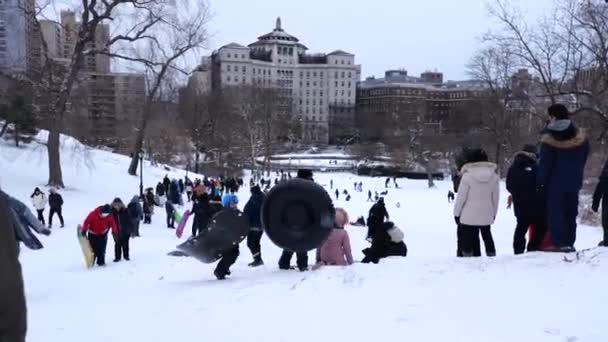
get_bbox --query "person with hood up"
[367,197,389,241]
[314,208,353,268]
[143,188,155,224]
[537,104,589,252]
[127,196,143,237]
[185,177,193,202]
[592,158,608,247]
[454,148,500,257]
[191,185,211,236]
[244,185,266,267]
[111,198,134,262]
[155,182,165,197]
[506,144,547,254]
[278,169,314,272]
[163,175,171,194]
[30,187,47,225]
[361,221,407,264]
[169,179,182,206]
[80,204,118,266]
[48,188,64,228]
[0,191,27,342]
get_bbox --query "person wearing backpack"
[361,221,407,264]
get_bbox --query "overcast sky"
[207,0,554,81]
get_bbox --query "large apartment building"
[0,0,39,74]
[60,10,110,73]
[356,70,487,141]
[193,18,361,144]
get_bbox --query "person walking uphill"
[80,204,118,266]
[506,144,547,254]
[453,149,500,257]
[127,196,143,237]
[592,158,608,247]
[538,104,589,253]
[111,198,134,262]
[244,186,266,267]
[0,193,27,342]
[48,188,64,228]
[30,187,47,225]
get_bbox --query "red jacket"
[81,207,118,235]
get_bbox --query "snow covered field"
[2,134,607,342]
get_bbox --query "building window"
[227,76,231,82]
[348,72,352,78]
[341,90,344,96]
[242,54,246,59]
[306,81,310,87]
[306,71,310,78]
[334,81,338,87]
[235,76,239,82]
[341,71,345,78]
[348,81,352,88]
[242,66,246,73]
[300,81,303,87]
[320,71,324,78]
[227,65,231,72]
[313,81,317,87]
[320,99,324,105]
[341,81,345,87]
[341,60,345,65]
[227,53,231,58]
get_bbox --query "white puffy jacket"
[31,193,47,210]
[453,162,500,226]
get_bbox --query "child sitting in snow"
[314,208,353,269]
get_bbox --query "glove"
[592,204,599,213]
[454,216,460,225]
[80,230,87,237]
[42,229,52,236]
[112,233,119,242]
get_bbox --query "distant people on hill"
[362,221,407,264]
[385,178,390,188]
[30,187,47,225]
[454,148,499,257]
[537,104,589,252]
[314,208,353,268]
[165,200,176,229]
[447,190,455,203]
[143,188,155,224]
[593,158,608,247]
[48,187,64,228]
[335,189,339,200]
[185,177,193,202]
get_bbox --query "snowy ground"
[2,134,607,342]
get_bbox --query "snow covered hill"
[1,132,607,342]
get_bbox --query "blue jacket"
[537,123,589,193]
[221,194,238,208]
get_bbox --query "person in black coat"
[111,198,134,262]
[244,186,266,267]
[155,182,165,197]
[143,189,155,224]
[506,144,547,254]
[191,187,211,237]
[127,196,143,237]
[367,198,389,240]
[163,175,171,194]
[48,188,64,228]
[593,158,608,246]
[178,179,185,194]
[362,221,407,264]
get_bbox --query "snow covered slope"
[1,133,607,342]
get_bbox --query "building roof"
[220,42,249,50]
[328,50,354,56]
[248,17,308,50]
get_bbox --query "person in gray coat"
[1,191,51,251]
[0,193,27,342]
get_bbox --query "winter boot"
[113,258,121,263]
[559,246,576,253]
[248,258,264,267]
[599,241,608,247]
[214,269,226,280]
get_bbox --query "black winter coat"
[113,208,135,238]
[49,193,63,209]
[156,184,165,197]
[192,193,212,231]
[593,159,608,221]
[244,192,265,228]
[362,222,407,264]
[127,201,143,222]
[506,151,543,219]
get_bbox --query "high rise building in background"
[0,0,39,74]
[192,18,361,144]
[60,10,110,73]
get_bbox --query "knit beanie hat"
[100,204,112,214]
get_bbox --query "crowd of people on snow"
[2,103,608,340]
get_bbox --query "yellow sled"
[77,224,95,268]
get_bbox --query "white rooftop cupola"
[276,17,282,31]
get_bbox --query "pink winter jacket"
[317,229,354,266]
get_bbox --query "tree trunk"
[495,141,502,177]
[47,127,64,188]
[0,121,8,138]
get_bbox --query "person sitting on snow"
[361,221,407,264]
[367,198,389,241]
[314,208,353,268]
